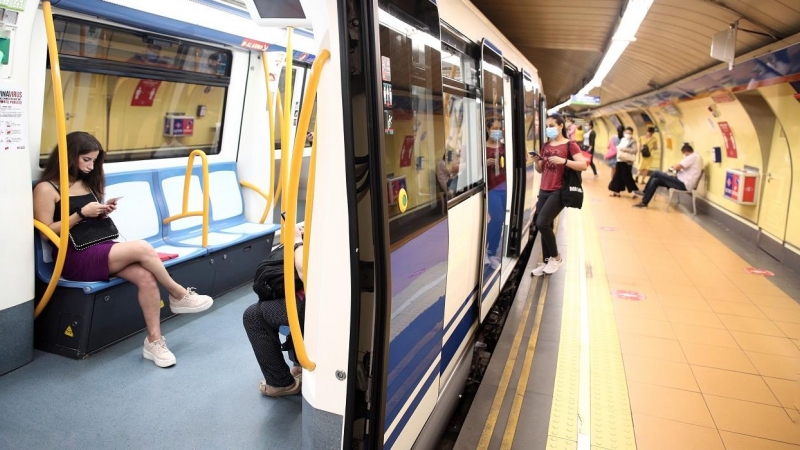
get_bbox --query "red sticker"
[130,80,161,107]
[743,267,775,277]
[613,290,646,301]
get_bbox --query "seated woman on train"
[32,131,214,368]
[242,224,306,398]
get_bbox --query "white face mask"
[624,133,632,139]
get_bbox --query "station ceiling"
[470,0,800,110]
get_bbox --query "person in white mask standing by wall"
[608,126,639,198]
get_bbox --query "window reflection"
[379,13,445,245]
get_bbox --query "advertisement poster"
[381,56,391,82]
[0,86,27,153]
[387,176,407,205]
[718,121,738,158]
[724,171,739,200]
[399,135,414,167]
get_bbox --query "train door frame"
[505,67,527,257]
[478,38,505,322]
[757,120,794,261]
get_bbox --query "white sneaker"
[169,287,213,314]
[143,336,176,368]
[531,259,549,277]
[543,257,563,275]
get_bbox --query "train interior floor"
[0,285,302,449]
[458,167,800,450]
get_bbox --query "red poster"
[131,80,161,107]
[399,135,414,167]
[718,121,738,158]
[241,38,269,51]
[743,175,757,203]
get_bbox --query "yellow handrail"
[162,149,210,248]
[279,28,294,244]
[284,48,331,372]
[301,119,318,286]
[35,0,71,319]
[239,180,270,203]
[254,51,277,224]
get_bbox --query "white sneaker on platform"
[543,257,563,275]
[531,259,549,277]
[169,287,213,314]
[143,336,176,368]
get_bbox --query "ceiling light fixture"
[559,0,654,110]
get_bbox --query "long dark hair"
[616,125,625,139]
[548,113,569,138]
[40,131,106,199]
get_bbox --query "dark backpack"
[641,143,651,158]
[253,245,303,301]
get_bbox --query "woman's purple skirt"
[53,241,117,282]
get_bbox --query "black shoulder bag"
[69,192,119,251]
[641,143,651,158]
[561,141,584,209]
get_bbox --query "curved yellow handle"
[256,51,277,224]
[162,149,209,247]
[284,49,331,372]
[301,119,318,286]
[35,1,71,319]
[279,28,294,244]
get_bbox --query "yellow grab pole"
[163,150,209,247]
[279,27,294,243]
[259,51,276,224]
[301,119,318,286]
[273,90,284,211]
[284,49,330,372]
[36,0,71,319]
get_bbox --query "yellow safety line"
[547,209,582,449]
[546,205,637,449]
[583,203,636,449]
[477,274,540,449]
[500,276,549,449]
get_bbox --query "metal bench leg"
[666,190,674,212]
[691,192,697,216]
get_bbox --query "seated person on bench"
[33,131,214,368]
[243,224,305,398]
[633,143,703,209]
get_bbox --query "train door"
[344,0,450,446]
[480,40,505,322]
[519,75,539,251]
[499,68,516,286]
[758,121,793,260]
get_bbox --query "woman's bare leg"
[114,263,161,342]
[108,241,186,299]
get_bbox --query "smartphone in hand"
[106,196,123,205]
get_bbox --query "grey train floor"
[0,285,302,450]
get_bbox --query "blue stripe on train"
[384,364,439,449]
[385,296,444,429]
[441,301,477,372]
[52,0,314,59]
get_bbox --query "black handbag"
[641,143,651,158]
[69,193,119,250]
[561,142,584,209]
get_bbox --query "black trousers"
[535,190,565,260]
[642,171,686,205]
[243,298,305,388]
[608,161,638,193]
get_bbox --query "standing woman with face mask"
[530,114,587,276]
[608,126,639,198]
[485,118,507,268]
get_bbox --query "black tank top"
[48,181,96,222]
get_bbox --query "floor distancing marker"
[547,208,582,449]
[500,276,549,449]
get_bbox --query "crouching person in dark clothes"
[243,224,305,397]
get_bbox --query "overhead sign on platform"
[570,95,601,106]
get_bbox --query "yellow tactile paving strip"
[547,203,637,450]
[551,170,800,449]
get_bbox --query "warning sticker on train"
[612,290,646,301]
[743,267,775,277]
[398,188,408,213]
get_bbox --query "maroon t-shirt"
[540,141,582,191]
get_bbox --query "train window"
[39,17,231,164]
[378,7,446,245]
[441,44,483,197]
[273,66,303,150]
